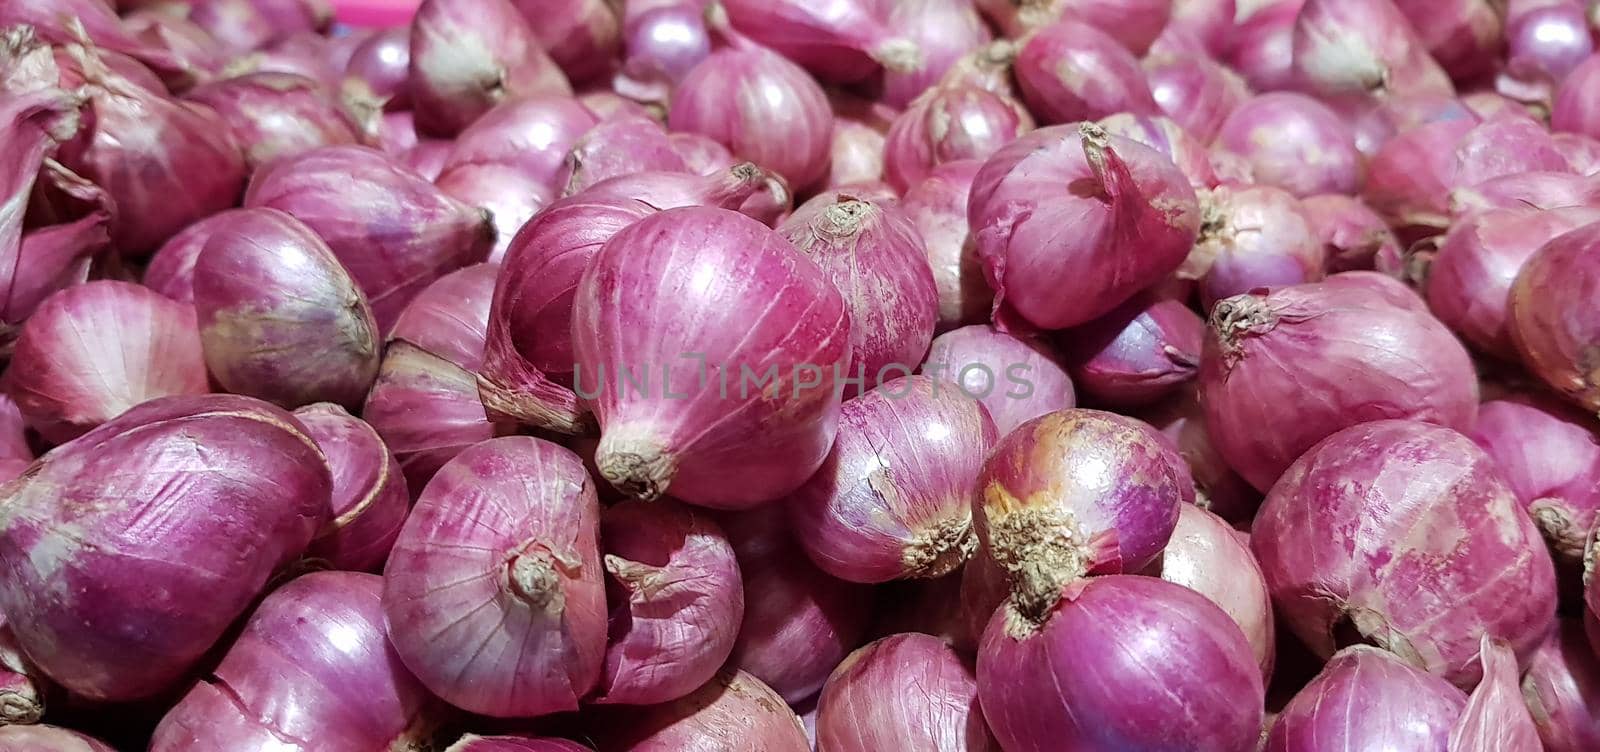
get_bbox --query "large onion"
[1264,645,1467,750]
[1509,221,1600,412]
[407,0,571,135]
[921,325,1075,435]
[815,633,996,751]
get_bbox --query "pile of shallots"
[1,0,1599,749]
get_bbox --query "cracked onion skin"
[1251,420,1558,688]
[0,394,331,702]
[1264,645,1467,751]
[1509,220,1600,413]
[815,633,997,752]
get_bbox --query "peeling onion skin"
[1521,620,1600,752]
[592,499,744,706]
[1199,276,1479,493]
[1264,645,1467,751]
[1251,420,1558,687]
[1510,221,1600,413]
[816,633,997,752]
[0,614,42,726]
[0,725,116,751]
[193,208,380,410]
[407,0,572,136]
[976,409,1186,622]
[291,404,409,573]
[149,572,441,752]
[447,736,594,752]
[1299,194,1404,275]
[882,84,1033,194]
[1449,636,1543,752]
[1064,292,1203,409]
[921,325,1075,436]
[575,207,850,508]
[978,576,1265,752]
[383,436,605,718]
[143,212,242,304]
[1013,21,1157,126]
[970,123,1201,331]
[786,376,997,584]
[1215,93,1361,199]
[5,281,210,445]
[1154,504,1276,680]
[586,669,810,752]
[183,72,360,171]
[0,394,331,702]
[440,97,600,196]
[901,160,992,330]
[1472,395,1600,569]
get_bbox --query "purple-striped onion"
[816,633,997,751]
[921,325,1075,436]
[291,404,409,572]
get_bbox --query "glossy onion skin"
[1013,21,1156,125]
[1264,646,1467,751]
[1252,420,1558,687]
[0,394,330,701]
[921,325,1075,436]
[143,212,239,304]
[900,161,992,330]
[149,572,439,752]
[193,208,380,410]
[384,437,604,718]
[882,84,1033,193]
[182,72,359,170]
[815,633,997,752]
[407,0,571,136]
[1063,292,1204,409]
[573,207,850,508]
[1449,636,1543,752]
[439,96,600,196]
[1214,92,1360,198]
[1157,504,1276,678]
[1471,395,1600,567]
[292,404,409,572]
[786,376,998,584]
[1509,221,1600,413]
[1521,620,1600,752]
[978,575,1264,752]
[1188,183,1325,309]
[586,669,810,752]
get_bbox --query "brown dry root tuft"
[1208,293,1274,365]
[985,504,1090,636]
[596,436,676,501]
[902,514,978,579]
[508,549,566,614]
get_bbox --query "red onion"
[971,123,1201,330]
[1143,391,1261,524]
[559,116,688,196]
[878,0,990,110]
[1190,184,1325,308]
[1500,1,1593,106]
[364,342,508,493]
[1228,0,1301,91]
[121,10,225,82]
[1013,21,1156,125]
[882,84,1031,194]
[244,145,494,330]
[778,193,937,393]
[977,409,1186,621]
[0,614,41,725]
[291,404,408,572]
[921,325,1075,435]
[1169,0,1237,57]
[1555,55,1600,139]
[1557,132,1600,174]
[447,737,592,752]
[0,396,27,464]
[1200,275,1480,492]
[192,207,379,409]
[827,117,887,189]
[587,669,809,751]
[1521,620,1600,752]
[510,0,620,86]
[1215,93,1360,198]
[579,163,789,222]
[1450,636,1543,751]
[1291,0,1455,102]
[786,376,996,583]
[184,72,359,170]
[900,161,990,330]
[5,281,208,444]
[577,89,653,121]
[1300,193,1405,274]
[384,436,604,717]
[1063,292,1203,408]
[669,36,833,192]
[344,27,410,110]
[1097,113,1218,190]
[1,0,191,83]
[815,633,995,751]
[440,96,600,193]
[1509,221,1600,412]
[408,0,572,136]
[978,575,1264,752]
[1264,645,1468,751]
[391,262,498,372]
[574,207,849,507]
[150,571,439,751]
[436,164,555,264]
[718,0,917,84]
[142,212,240,304]
[1155,500,1275,678]
[614,1,712,106]
[1143,53,1250,144]
[1450,170,1600,215]
[0,394,330,701]
[0,725,115,751]
[1392,0,1503,83]
[1253,420,1558,686]
[935,39,1020,98]
[592,499,743,705]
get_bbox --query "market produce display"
[5,0,1600,749]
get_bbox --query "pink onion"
[149,571,439,751]
[142,213,240,304]
[1227,0,1301,91]
[786,376,996,583]
[1557,133,1600,174]
[1264,645,1468,750]
[0,394,330,701]
[878,0,990,109]
[1291,0,1456,102]
[374,110,418,154]
[0,614,41,725]
[1451,170,1600,215]
[882,84,1031,193]
[0,726,115,751]
[559,116,688,196]
[446,737,592,752]
[390,262,499,372]
[1169,0,1237,57]
[1590,538,1600,654]
[1521,620,1600,752]
[408,0,572,136]
[1253,419,1558,686]
[587,669,809,751]
[1155,499,1275,679]
[778,193,937,393]
[975,0,1172,54]
[1142,391,1261,524]
[291,404,408,572]
[816,633,996,751]
[1510,221,1600,412]
[577,89,654,121]
[1013,21,1156,125]
[1200,275,1480,492]
[1555,55,1600,139]
[1393,0,1503,83]
[718,0,917,84]
[614,2,712,106]
[440,95,600,193]
[669,34,833,192]
[436,164,555,265]
[1300,193,1405,274]
[579,163,790,223]
[192,207,379,409]
[344,27,410,110]
[384,436,604,717]
[510,0,620,86]
[978,575,1265,752]
[901,161,990,330]
[1096,113,1218,190]
[1143,53,1250,144]
[1,0,192,83]
[5,281,208,444]
[971,123,1201,330]
[935,39,1020,98]
[1450,636,1543,751]
[1189,184,1326,308]
[1215,93,1360,198]
[244,145,494,330]
[574,207,849,507]
[827,117,887,189]
[592,499,743,705]
[183,72,360,170]
[0,396,27,464]
[921,325,1075,435]
[1062,292,1203,408]
[121,10,225,83]
[1500,1,1593,106]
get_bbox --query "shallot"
[815,633,996,751]
[921,325,1075,435]
[1264,646,1467,750]
[292,404,409,572]
[900,160,991,330]
[1521,620,1600,752]
[1509,221,1600,412]
[408,0,571,135]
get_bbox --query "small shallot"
[439,96,600,195]
[1013,21,1155,125]
[1291,0,1455,102]
[718,0,918,84]
[900,161,991,330]
[292,404,409,572]
[1189,183,1326,308]
[1448,636,1543,751]
[1520,620,1600,752]
[1154,503,1275,678]
[1299,193,1405,274]
[1472,394,1600,567]
[586,670,809,751]
[921,325,1075,435]
[1264,646,1467,750]
[1144,53,1250,143]
[1062,292,1203,408]
[407,0,571,135]
[1510,221,1600,412]
[1214,93,1360,198]
[882,84,1032,193]
[183,72,359,170]
[815,633,996,751]
[142,212,238,304]
[880,0,992,110]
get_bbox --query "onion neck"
[1529,498,1586,563]
[1208,294,1274,365]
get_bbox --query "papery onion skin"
[901,160,991,330]
[391,262,499,372]
[1200,276,1479,492]
[1471,394,1600,567]
[882,84,1032,193]
[976,409,1185,622]
[193,208,379,410]
[291,404,409,573]
[447,736,593,752]
[1097,113,1219,190]
[1509,221,1600,413]
[972,123,1201,331]
[786,376,996,584]
[1013,21,1156,125]
[244,145,494,331]
[1553,53,1600,139]
[921,325,1075,436]
[441,96,600,196]
[974,0,1173,55]
[1448,637,1543,751]
[5,281,209,444]
[1143,54,1251,146]
[816,633,997,752]
[574,207,850,508]
[1253,420,1558,686]
[1393,0,1503,83]
[1291,0,1455,102]
[0,614,42,725]
[1299,194,1404,274]
[0,725,116,751]
[1,0,191,82]
[436,163,555,265]
[1157,499,1275,680]
[1520,620,1600,752]
[0,394,330,701]
[345,27,411,110]
[587,669,810,752]
[1215,93,1360,198]
[881,0,992,110]
[1063,292,1203,409]
[560,116,688,197]
[592,499,743,706]
[149,571,440,752]
[718,0,916,85]
[384,436,604,718]
[978,575,1265,752]
[184,72,360,170]
[407,0,572,136]
[1190,184,1326,308]
[143,212,241,304]
[1264,645,1467,751]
